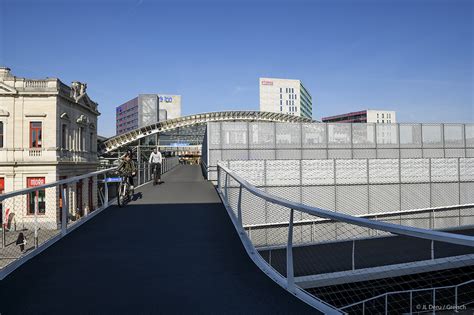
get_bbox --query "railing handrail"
[218,164,474,248]
[340,279,474,310]
[0,167,117,202]
[242,204,474,229]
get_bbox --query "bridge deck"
[0,165,315,314]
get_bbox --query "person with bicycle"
[117,149,137,194]
[148,148,162,185]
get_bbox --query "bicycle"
[117,173,134,207]
[152,163,161,186]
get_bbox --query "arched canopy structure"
[99,111,311,154]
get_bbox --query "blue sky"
[1,0,472,136]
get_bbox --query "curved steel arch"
[100,111,311,154]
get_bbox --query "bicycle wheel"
[117,182,126,207]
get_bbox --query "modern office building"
[116,94,181,135]
[322,109,396,124]
[0,67,100,228]
[259,77,312,119]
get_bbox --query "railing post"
[385,294,388,315]
[432,289,436,315]
[34,194,39,249]
[2,202,5,248]
[104,175,109,207]
[237,185,243,226]
[455,285,458,313]
[431,240,435,260]
[352,240,356,270]
[217,165,221,192]
[61,186,68,236]
[409,291,413,314]
[287,208,295,292]
[224,172,229,202]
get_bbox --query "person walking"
[16,232,27,252]
[149,148,163,185]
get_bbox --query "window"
[27,177,46,215]
[382,120,385,123]
[280,88,282,93]
[280,100,282,106]
[30,122,42,148]
[280,94,282,99]
[382,113,384,118]
[61,124,67,149]
[89,133,94,152]
[0,121,3,148]
[377,113,379,118]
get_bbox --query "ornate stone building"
[0,67,100,229]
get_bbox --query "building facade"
[259,77,312,119]
[322,109,397,124]
[0,67,100,229]
[116,94,181,135]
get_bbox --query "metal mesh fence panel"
[400,124,422,148]
[327,124,351,149]
[423,124,444,148]
[466,124,474,147]
[249,122,274,149]
[221,122,248,149]
[1,185,61,270]
[352,123,376,148]
[301,123,326,148]
[275,122,301,149]
[443,124,464,148]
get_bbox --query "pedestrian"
[16,232,27,252]
[149,148,163,185]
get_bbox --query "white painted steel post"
[104,176,109,207]
[352,240,356,270]
[287,208,295,292]
[409,291,413,314]
[1,201,5,248]
[34,194,39,248]
[61,186,68,236]
[237,185,243,226]
[455,286,458,312]
[224,172,229,202]
[217,166,221,193]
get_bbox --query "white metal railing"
[216,163,474,314]
[0,157,179,280]
[340,279,474,314]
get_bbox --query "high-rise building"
[322,109,397,124]
[116,94,181,135]
[259,77,312,119]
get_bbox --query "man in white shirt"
[149,148,163,185]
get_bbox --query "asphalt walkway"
[0,165,315,314]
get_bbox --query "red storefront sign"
[27,177,45,187]
[0,177,4,193]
